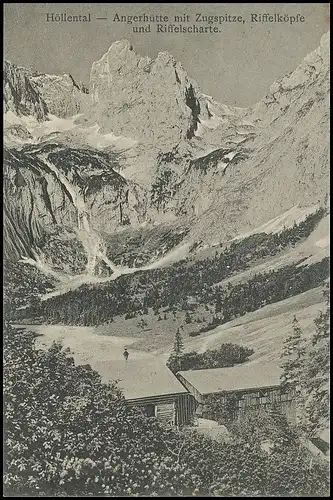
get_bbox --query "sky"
[4,3,330,107]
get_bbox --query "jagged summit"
[318,31,330,63]
[93,39,177,66]
[155,51,176,64]
[251,30,330,130]
[91,39,135,67]
[4,60,48,121]
[108,38,133,52]
[88,40,207,146]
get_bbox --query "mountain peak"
[319,31,329,65]
[88,41,204,146]
[156,51,176,65]
[4,60,48,121]
[4,61,88,121]
[93,39,136,68]
[109,39,133,53]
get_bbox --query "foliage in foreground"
[4,324,329,497]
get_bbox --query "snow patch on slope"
[79,124,137,149]
[141,242,191,270]
[33,113,80,135]
[32,115,137,150]
[40,241,192,301]
[231,205,321,241]
[4,110,138,151]
[4,110,39,130]
[200,113,223,130]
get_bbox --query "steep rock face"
[88,39,208,147]
[252,31,329,128]
[179,32,330,245]
[4,123,34,145]
[4,61,48,121]
[30,73,88,118]
[3,144,147,270]
[4,60,88,122]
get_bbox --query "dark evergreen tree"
[215,294,222,314]
[172,328,184,356]
[185,311,192,324]
[300,283,330,437]
[280,315,306,398]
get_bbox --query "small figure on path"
[123,348,129,361]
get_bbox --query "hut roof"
[95,358,187,400]
[177,362,282,395]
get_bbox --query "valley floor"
[19,284,326,381]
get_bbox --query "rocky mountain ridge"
[4,60,49,121]
[4,60,89,121]
[3,32,330,282]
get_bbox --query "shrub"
[167,343,254,374]
[189,331,201,337]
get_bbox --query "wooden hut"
[176,362,296,423]
[95,358,195,426]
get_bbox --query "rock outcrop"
[174,31,330,245]
[4,60,88,121]
[3,144,147,269]
[4,61,48,121]
[30,73,88,118]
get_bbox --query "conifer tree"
[301,283,330,436]
[280,284,330,437]
[167,328,185,374]
[215,293,222,313]
[280,315,306,398]
[173,327,184,356]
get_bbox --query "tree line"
[10,207,328,326]
[3,259,57,320]
[203,257,329,329]
[20,256,329,328]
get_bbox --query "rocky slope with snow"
[3,32,330,283]
[174,31,330,245]
[3,143,149,276]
